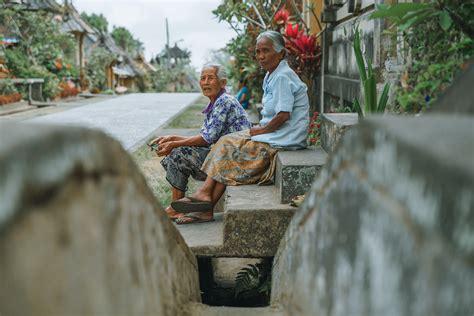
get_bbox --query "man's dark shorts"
[160,146,210,192]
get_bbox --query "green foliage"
[86,47,115,92]
[0,5,77,99]
[352,28,390,118]
[111,26,143,56]
[0,79,18,95]
[370,1,474,38]
[234,259,272,301]
[151,62,198,93]
[80,12,108,33]
[371,1,474,112]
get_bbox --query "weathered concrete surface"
[272,115,474,316]
[223,185,296,258]
[321,113,358,153]
[0,123,200,315]
[177,212,224,256]
[275,147,328,203]
[182,303,286,316]
[178,185,296,258]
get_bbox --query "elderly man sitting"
[150,63,251,221]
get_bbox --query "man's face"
[255,37,283,72]
[199,67,225,100]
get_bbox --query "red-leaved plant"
[307,111,321,146]
[275,8,321,84]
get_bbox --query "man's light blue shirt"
[251,60,309,149]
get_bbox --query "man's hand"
[250,126,264,136]
[156,141,176,156]
[249,112,290,136]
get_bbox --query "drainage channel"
[197,257,273,307]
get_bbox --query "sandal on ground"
[171,196,213,213]
[175,212,215,225]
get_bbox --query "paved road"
[28,93,201,150]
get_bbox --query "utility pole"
[166,18,170,68]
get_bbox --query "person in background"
[149,62,251,222]
[235,78,250,110]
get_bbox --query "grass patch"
[164,96,208,129]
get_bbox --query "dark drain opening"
[197,257,272,307]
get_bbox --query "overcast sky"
[72,0,236,68]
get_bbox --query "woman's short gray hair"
[256,31,286,54]
[202,62,227,80]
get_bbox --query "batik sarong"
[161,146,210,191]
[201,130,278,186]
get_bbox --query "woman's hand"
[156,141,176,156]
[150,135,175,145]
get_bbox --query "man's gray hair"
[202,62,227,80]
[256,31,286,54]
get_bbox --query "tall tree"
[80,12,108,33]
[111,26,143,56]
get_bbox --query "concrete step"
[176,213,224,257]
[275,147,328,203]
[177,185,296,258]
[182,303,285,316]
[221,185,296,257]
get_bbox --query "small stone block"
[275,147,328,204]
[321,113,358,153]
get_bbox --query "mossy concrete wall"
[271,115,474,316]
[0,124,200,315]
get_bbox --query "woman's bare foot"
[165,206,183,220]
[175,211,214,225]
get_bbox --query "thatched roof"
[4,0,62,13]
[61,4,96,34]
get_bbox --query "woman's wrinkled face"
[255,37,284,73]
[200,67,225,100]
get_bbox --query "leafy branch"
[234,259,272,300]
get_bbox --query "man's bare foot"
[165,206,183,220]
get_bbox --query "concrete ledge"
[275,147,328,203]
[271,115,474,315]
[0,123,201,315]
[321,112,358,153]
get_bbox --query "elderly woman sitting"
[172,31,309,225]
[150,63,251,220]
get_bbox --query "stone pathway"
[27,93,201,150]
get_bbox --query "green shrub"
[0,79,18,95]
